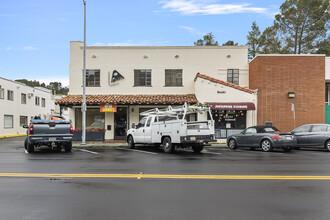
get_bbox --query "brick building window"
[21,93,27,104]
[134,69,151,86]
[227,69,239,85]
[85,70,100,87]
[165,69,182,86]
[7,90,14,101]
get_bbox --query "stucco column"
[105,112,114,140]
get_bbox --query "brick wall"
[249,56,325,132]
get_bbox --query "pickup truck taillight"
[70,124,73,134]
[29,124,34,135]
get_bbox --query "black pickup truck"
[23,117,73,153]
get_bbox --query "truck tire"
[192,145,204,153]
[24,138,28,150]
[128,135,135,149]
[27,143,34,153]
[65,142,72,152]
[162,137,174,153]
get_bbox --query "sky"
[0,0,283,87]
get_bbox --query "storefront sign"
[210,102,256,110]
[100,104,117,112]
[217,91,226,94]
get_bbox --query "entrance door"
[114,107,127,140]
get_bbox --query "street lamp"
[82,0,87,145]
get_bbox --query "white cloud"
[160,0,268,15]
[179,26,205,35]
[23,46,37,50]
[5,47,12,50]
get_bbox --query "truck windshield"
[137,117,147,128]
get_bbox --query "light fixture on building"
[92,55,96,58]
[288,92,295,98]
[175,55,179,58]
[144,55,148,59]
[227,55,231,58]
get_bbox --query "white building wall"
[0,77,55,136]
[325,57,330,81]
[69,41,249,95]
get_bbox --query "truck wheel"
[65,142,72,152]
[128,135,135,149]
[163,137,174,153]
[192,145,204,153]
[27,143,34,153]
[24,138,28,150]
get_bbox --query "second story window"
[86,69,100,87]
[134,69,151,86]
[227,69,239,85]
[21,93,27,104]
[35,96,40,106]
[0,88,4,99]
[41,98,46,107]
[7,90,14,101]
[165,69,182,86]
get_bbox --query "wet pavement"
[1,137,330,219]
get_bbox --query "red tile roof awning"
[210,102,256,110]
[56,94,198,105]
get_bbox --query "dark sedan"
[227,126,296,152]
[291,124,330,151]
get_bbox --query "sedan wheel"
[228,139,237,150]
[326,140,330,151]
[261,139,272,152]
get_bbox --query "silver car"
[291,124,330,151]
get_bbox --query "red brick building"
[249,55,325,132]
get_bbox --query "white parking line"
[204,152,222,155]
[118,148,158,155]
[78,149,99,155]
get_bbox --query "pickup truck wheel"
[128,136,135,149]
[163,137,174,153]
[27,143,34,153]
[24,138,28,150]
[65,142,72,152]
[192,145,204,153]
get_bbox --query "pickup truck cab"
[127,104,215,153]
[23,116,73,153]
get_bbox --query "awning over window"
[209,102,256,110]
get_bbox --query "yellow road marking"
[0,173,330,180]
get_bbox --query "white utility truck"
[126,103,215,153]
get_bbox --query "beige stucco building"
[57,41,257,140]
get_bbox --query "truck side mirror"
[132,123,136,129]
[23,125,29,129]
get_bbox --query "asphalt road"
[1,137,330,220]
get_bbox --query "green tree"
[246,21,262,59]
[259,25,284,54]
[194,32,219,46]
[222,40,238,46]
[275,0,330,54]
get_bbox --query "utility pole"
[82,0,87,145]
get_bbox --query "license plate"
[191,137,196,141]
[49,137,56,141]
[286,136,292,139]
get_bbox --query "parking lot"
[1,136,330,220]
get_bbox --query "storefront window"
[75,108,105,131]
[209,110,246,129]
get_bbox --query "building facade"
[0,77,55,136]
[324,57,330,123]
[57,41,258,140]
[249,55,326,132]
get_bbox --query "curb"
[0,134,26,139]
